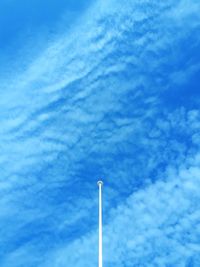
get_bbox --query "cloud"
[42,152,200,266]
[0,0,200,266]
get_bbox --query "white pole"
[97,181,103,267]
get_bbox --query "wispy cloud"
[0,0,200,266]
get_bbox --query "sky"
[0,0,200,266]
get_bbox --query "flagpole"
[97,181,103,267]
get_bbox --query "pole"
[97,181,103,267]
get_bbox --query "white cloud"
[0,0,200,266]
[44,152,200,266]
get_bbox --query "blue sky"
[0,0,200,266]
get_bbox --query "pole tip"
[97,180,103,186]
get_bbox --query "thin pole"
[97,181,103,267]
